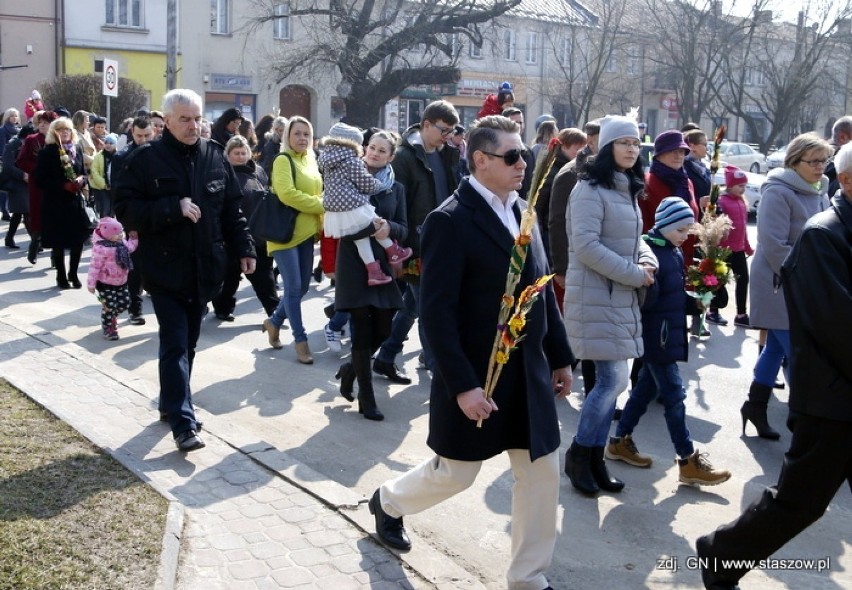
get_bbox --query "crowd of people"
[0,83,849,590]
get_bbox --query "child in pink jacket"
[706,166,754,328]
[87,217,138,340]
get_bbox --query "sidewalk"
[0,317,482,590]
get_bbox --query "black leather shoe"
[215,312,235,322]
[373,359,412,385]
[368,489,410,550]
[175,429,205,452]
[68,274,82,289]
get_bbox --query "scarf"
[98,239,133,271]
[650,159,691,201]
[63,142,76,160]
[371,164,395,195]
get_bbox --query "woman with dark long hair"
[563,116,657,495]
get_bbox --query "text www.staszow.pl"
[683,556,831,573]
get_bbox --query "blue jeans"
[616,362,694,459]
[328,310,350,333]
[271,239,314,343]
[753,329,791,388]
[575,360,628,447]
[150,292,206,437]
[376,281,433,369]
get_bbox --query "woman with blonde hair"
[262,116,325,364]
[35,117,90,288]
[72,110,96,171]
[741,132,832,440]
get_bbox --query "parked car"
[709,142,767,173]
[766,144,787,170]
[711,169,766,215]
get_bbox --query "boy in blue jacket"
[606,197,731,486]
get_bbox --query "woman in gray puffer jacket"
[563,116,658,495]
[742,133,831,440]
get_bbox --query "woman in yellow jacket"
[262,116,324,363]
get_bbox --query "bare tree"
[245,0,521,128]
[719,1,852,151]
[542,0,631,126]
[643,0,750,126]
[38,75,149,133]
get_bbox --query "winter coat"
[534,147,570,233]
[24,98,44,121]
[16,132,46,231]
[259,135,282,180]
[717,193,753,254]
[35,143,90,249]
[750,167,829,331]
[113,128,256,302]
[642,171,699,265]
[318,140,379,212]
[86,236,139,289]
[476,94,503,119]
[564,172,658,360]
[267,148,324,253]
[683,156,711,200]
[421,179,574,462]
[0,121,20,157]
[1,136,28,214]
[89,150,114,190]
[334,181,407,312]
[782,194,852,423]
[548,146,592,277]
[639,230,696,365]
[233,158,269,224]
[392,125,459,262]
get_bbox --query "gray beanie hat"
[654,197,695,234]
[328,122,363,145]
[598,115,640,151]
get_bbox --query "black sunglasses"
[481,148,529,166]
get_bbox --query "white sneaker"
[324,323,343,353]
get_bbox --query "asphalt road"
[1,222,849,589]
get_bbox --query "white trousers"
[380,449,560,590]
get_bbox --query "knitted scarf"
[97,239,133,271]
[371,164,395,195]
[650,159,691,201]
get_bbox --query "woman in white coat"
[564,115,657,495]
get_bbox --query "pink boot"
[384,240,412,264]
[366,261,392,286]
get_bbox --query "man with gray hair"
[368,115,574,590]
[114,89,256,452]
[826,115,852,196]
[696,142,852,589]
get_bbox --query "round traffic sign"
[105,65,117,90]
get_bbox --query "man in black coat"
[114,89,256,452]
[695,143,852,589]
[368,115,574,590]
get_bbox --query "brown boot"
[262,318,283,349]
[678,451,731,486]
[294,340,313,364]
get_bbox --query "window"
[503,29,516,61]
[470,42,482,59]
[273,3,290,40]
[525,32,539,65]
[446,33,461,58]
[627,47,640,75]
[211,0,229,35]
[105,0,142,28]
[606,51,617,73]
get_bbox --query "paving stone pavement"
[0,318,457,590]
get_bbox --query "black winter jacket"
[113,128,255,302]
[782,194,852,423]
[392,125,458,261]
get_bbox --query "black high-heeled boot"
[352,349,384,421]
[590,446,625,492]
[564,441,599,495]
[335,362,355,402]
[27,234,41,265]
[740,382,780,440]
[53,251,70,289]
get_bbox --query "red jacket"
[718,193,753,255]
[642,172,699,265]
[477,94,503,119]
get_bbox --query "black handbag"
[248,153,299,243]
[248,190,298,243]
[79,194,99,230]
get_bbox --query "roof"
[507,0,598,26]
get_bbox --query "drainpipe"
[56,0,65,76]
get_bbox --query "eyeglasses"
[433,123,454,137]
[800,158,829,168]
[481,148,529,166]
[613,139,641,149]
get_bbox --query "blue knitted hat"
[654,197,694,234]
